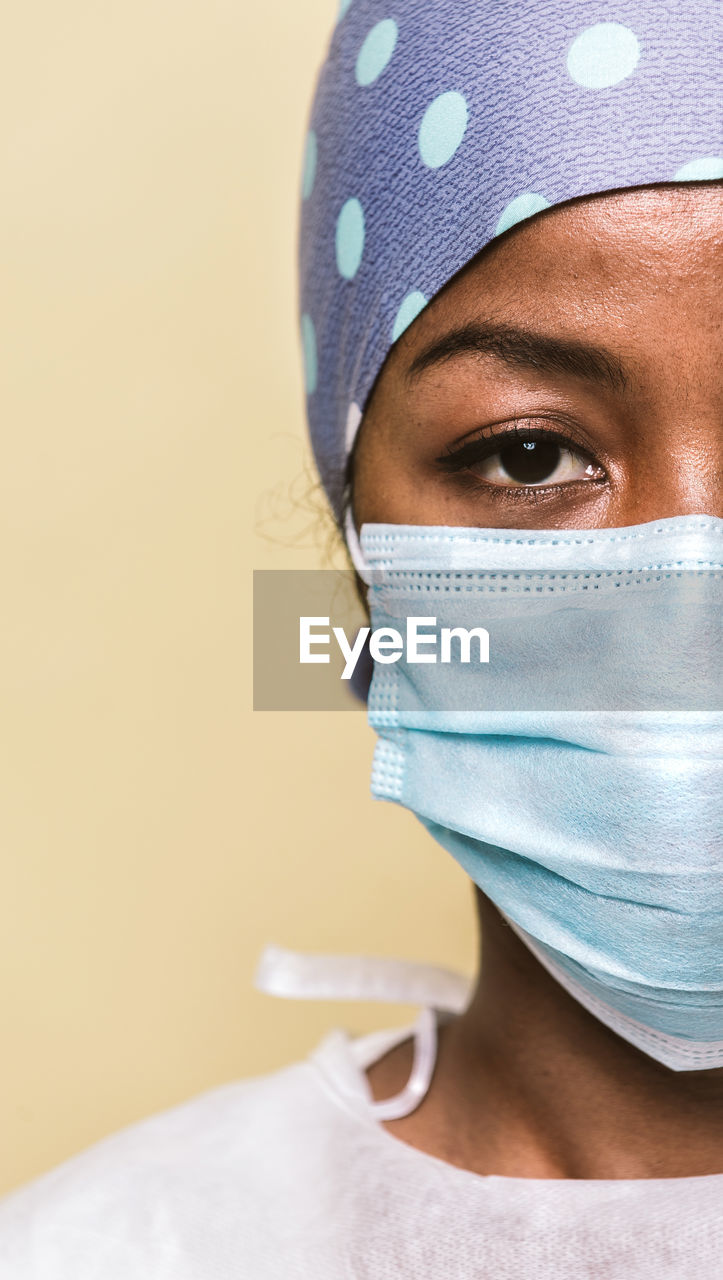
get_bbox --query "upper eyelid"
[435,423,595,467]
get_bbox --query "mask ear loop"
[343,504,372,585]
[367,1006,438,1121]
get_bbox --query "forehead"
[420,186,722,320]
[357,185,723,437]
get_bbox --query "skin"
[351,184,723,1180]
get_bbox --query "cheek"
[352,439,426,524]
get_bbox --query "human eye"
[434,421,606,492]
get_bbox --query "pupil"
[500,440,561,484]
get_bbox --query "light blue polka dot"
[392,290,427,342]
[567,22,640,89]
[337,0,352,20]
[495,192,551,237]
[674,156,723,181]
[301,314,317,394]
[356,19,398,86]
[302,131,317,201]
[418,91,468,169]
[336,198,365,280]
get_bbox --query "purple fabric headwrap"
[298,0,722,522]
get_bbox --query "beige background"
[0,1,476,1194]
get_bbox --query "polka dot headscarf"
[299,0,723,523]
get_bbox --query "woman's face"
[352,185,723,532]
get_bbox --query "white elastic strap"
[343,506,372,583]
[367,1005,439,1121]
[254,944,471,1012]
[254,947,470,1122]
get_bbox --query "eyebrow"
[405,321,629,393]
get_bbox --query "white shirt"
[1,949,721,1278]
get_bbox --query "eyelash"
[434,422,605,495]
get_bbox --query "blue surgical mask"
[349,515,723,1071]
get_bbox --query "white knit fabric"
[1,952,722,1278]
